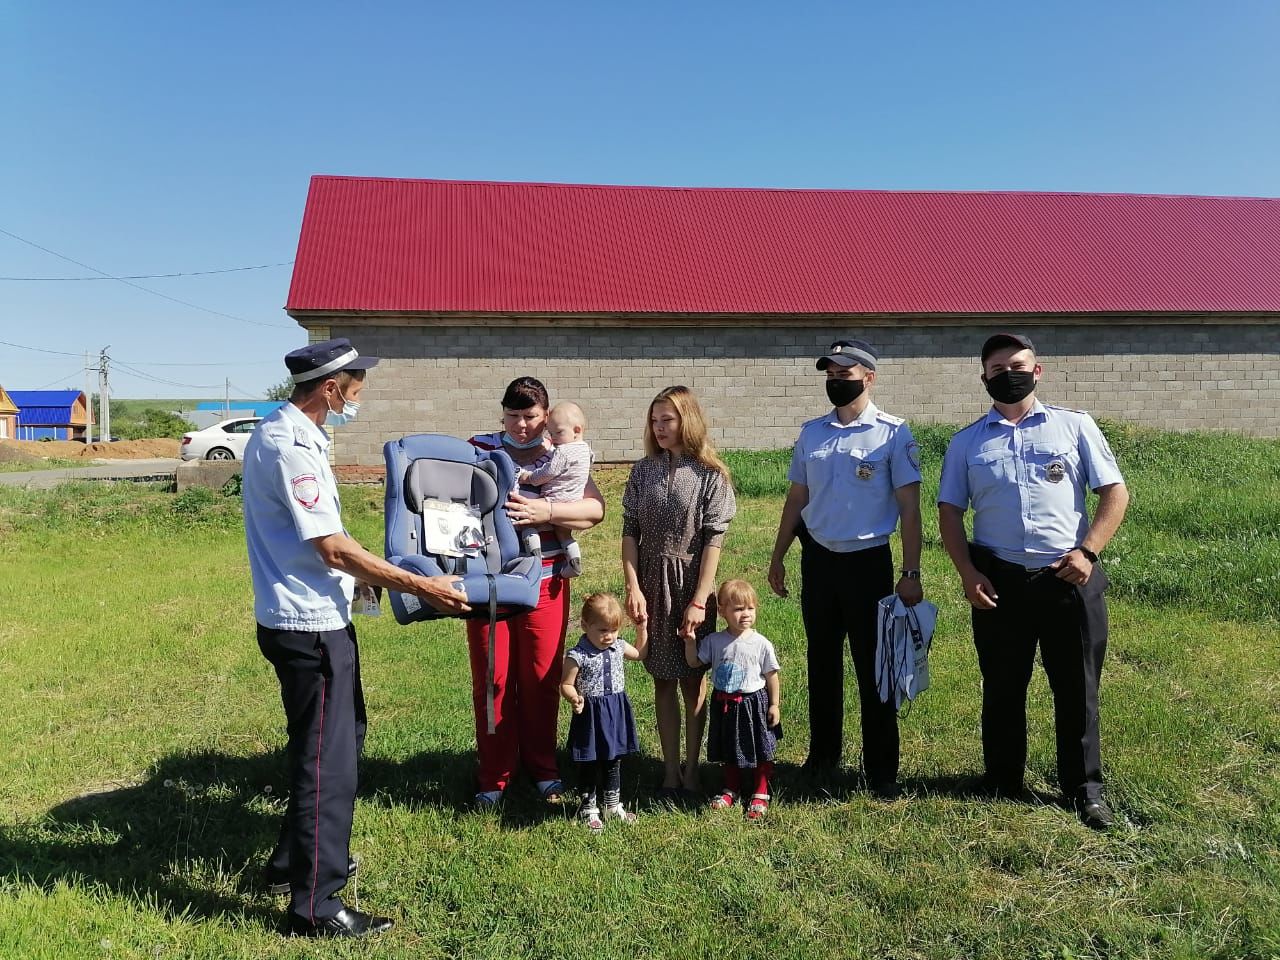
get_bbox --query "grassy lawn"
[0,424,1277,959]
[0,456,83,474]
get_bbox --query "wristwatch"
[899,569,921,580]
[1076,546,1099,564]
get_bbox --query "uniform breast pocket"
[1026,442,1079,486]
[967,448,1013,482]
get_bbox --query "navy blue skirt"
[568,691,639,762]
[707,687,782,766]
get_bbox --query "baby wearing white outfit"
[518,401,593,577]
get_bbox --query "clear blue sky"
[3,0,1277,399]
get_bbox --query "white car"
[180,417,262,461]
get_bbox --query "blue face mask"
[325,387,360,427]
[502,430,545,450]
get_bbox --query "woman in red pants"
[467,377,605,808]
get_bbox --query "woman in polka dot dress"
[622,386,736,801]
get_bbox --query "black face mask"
[826,377,866,408]
[983,369,1037,404]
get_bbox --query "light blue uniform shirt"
[242,403,354,631]
[787,402,922,553]
[937,401,1125,567]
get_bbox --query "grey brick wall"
[316,320,1280,466]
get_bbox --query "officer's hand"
[415,575,471,614]
[896,575,924,607]
[767,557,788,598]
[679,603,705,640]
[961,571,999,610]
[1051,549,1093,586]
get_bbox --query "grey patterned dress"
[622,453,737,680]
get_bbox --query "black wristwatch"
[899,569,921,580]
[1076,546,1099,564]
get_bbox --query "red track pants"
[467,574,570,793]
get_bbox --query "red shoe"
[709,790,737,810]
[746,793,770,820]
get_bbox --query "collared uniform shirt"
[937,400,1125,567]
[787,402,922,553]
[243,403,354,631]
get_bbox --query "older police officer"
[769,339,924,798]
[244,338,469,937]
[937,333,1129,830]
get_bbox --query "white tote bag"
[875,595,939,710]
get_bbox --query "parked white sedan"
[180,418,262,461]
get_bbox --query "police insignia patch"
[291,474,321,508]
[906,441,921,471]
[857,461,875,480]
[1046,461,1066,483]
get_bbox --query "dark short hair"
[291,367,365,400]
[501,377,549,412]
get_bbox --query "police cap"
[285,338,380,384]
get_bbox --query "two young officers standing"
[775,333,1128,829]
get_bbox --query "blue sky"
[3,0,1277,398]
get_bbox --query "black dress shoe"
[264,857,358,896]
[288,907,393,938]
[1077,798,1115,830]
[869,780,901,801]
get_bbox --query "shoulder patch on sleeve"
[875,411,905,426]
[906,439,921,471]
[291,474,321,509]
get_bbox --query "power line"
[0,337,82,357]
[34,368,87,389]
[112,359,222,391]
[0,336,284,367]
[0,226,295,330]
[0,261,294,280]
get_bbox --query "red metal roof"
[286,177,1280,316]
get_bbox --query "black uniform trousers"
[799,536,898,785]
[257,622,367,924]
[968,545,1109,803]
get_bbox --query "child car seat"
[384,434,543,731]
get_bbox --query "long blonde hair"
[643,385,729,476]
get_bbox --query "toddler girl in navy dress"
[684,579,782,820]
[560,593,647,831]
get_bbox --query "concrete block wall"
[317,320,1280,466]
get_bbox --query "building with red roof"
[286,176,1280,464]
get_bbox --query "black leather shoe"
[1077,798,1115,830]
[870,780,901,801]
[264,857,358,896]
[288,907,393,938]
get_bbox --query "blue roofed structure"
[10,390,89,440]
[194,401,285,418]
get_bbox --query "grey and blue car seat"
[384,433,543,731]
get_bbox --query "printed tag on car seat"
[421,498,484,558]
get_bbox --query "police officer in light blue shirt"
[769,339,924,797]
[244,338,469,938]
[938,332,1129,830]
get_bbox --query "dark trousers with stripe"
[968,545,1109,803]
[258,622,366,924]
[799,537,898,785]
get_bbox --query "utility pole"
[84,350,94,444]
[224,378,230,419]
[98,347,111,443]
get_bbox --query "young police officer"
[769,339,924,798]
[937,333,1129,830]
[244,338,469,937]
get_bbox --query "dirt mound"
[0,443,42,464]
[0,438,180,460]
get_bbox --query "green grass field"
[0,424,1277,959]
